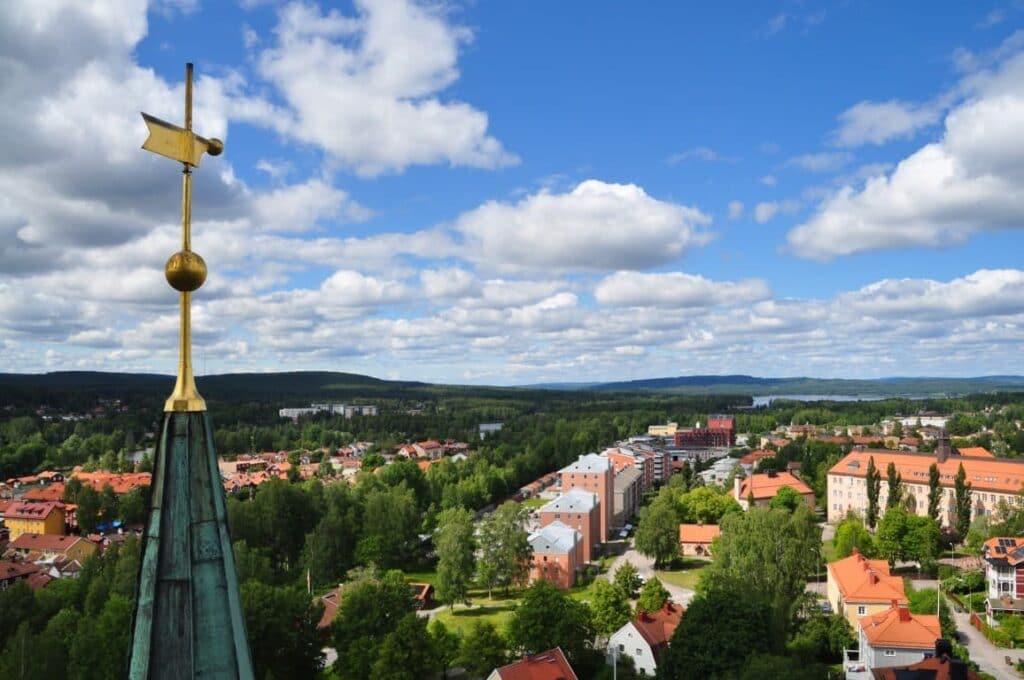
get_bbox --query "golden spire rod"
[141,63,223,412]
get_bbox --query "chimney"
[734,474,743,501]
[897,604,911,622]
[869,572,879,584]
[936,430,952,464]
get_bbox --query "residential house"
[70,470,151,495]
[487,647,578,680]
[21,483,66,503]
[738,449,775,474]
[856,603,941,675]
[539,489,600,563]
[678,524,720,557]
[981,536,1024,622]
[8,533,96,563]
[733,471,814,510]
[872,640,980,680]
[559,454,613,542]
[612,467,642,531]
[698,456,738,487]
[0,560,39,588]
[827,548,908,629]
[607,602,685,677]
[826,445,1024,527]
[4,501,66,540]
[528,521,582,589]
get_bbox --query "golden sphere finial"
[165,250,207,292]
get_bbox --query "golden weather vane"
[141,63,224,412]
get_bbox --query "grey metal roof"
[528,521,580,554]
[539,488,598,514]
[561,453,611,474]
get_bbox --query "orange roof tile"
[71,471,151,494]
[859,604,940,650]
[737,472,813,501]
[679,524,720,544]
[22,483,65,502]
[9,533,89,553]
[958,447,994,458]
[0,560,39,581]
[829,449,1022,495]
[491,648,578,680]
[983,536,1024,566]
[828,550,908,605]
[739,450,775,465]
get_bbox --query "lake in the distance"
[751,394,891,407]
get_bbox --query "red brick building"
[674,415,735,448]
[539,489,600,563]
[560,454,613,542]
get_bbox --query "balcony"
[843,648,870,680]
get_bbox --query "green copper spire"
[129,412,255,679]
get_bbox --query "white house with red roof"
[733,470,814,510]
[607,601,685,676]
[853,603,941,677]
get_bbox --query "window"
[884,650,896,657]
[619,644,624,652]
[636,649,643,655]
[857,606,866,615]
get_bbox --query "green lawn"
[520,497,549,510]
[402,570,438,586]
[433,597,518,636]
[655,561,708,591]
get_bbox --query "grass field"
[433,596,518,635]
[401,570,439,586]
[519,497,550,510]
[655,559,708,591]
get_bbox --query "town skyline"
[3,1,1024,384]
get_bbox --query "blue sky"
[2,1,1024,384]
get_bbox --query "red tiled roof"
[739,450,775,466]
[25,572,53,590]
[828,549,908,605]
[679,524,720,544]
[632,601,684,661]
[958,446,994,459]
[874,653,982,680]
[491,647,578,680]
[4,501,64,521]
[829,449,1022,495]
[983,536,1024,566]
[859,604,940,650]
[71,471,151,494]
[0,560,40,581]
[9,533,87,553]
[737,472,813,501]
[22,483,65,502]
[317,587,341,629]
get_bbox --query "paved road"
[603,540,696,606]
[948,601,1022,680]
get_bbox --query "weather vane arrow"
[140,62,224,412]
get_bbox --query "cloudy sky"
[3,1,1024,385]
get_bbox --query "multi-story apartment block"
[560,454,613,541]
[826,444,1024,527]
[539,489,600,563]
[528,521,582,589]
[604,447,654,492]
[612,466,643,530]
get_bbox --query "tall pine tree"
[866,456,882,529]
[927,463,941,521]
[885,462,903,509]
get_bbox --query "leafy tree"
[67,593,132,680]
[76,485,102,534]
[241,580,325,679]
[456,621,508,678]
[429,620,461,679]
[699,505,820,649]
[954,463,972,538]
[357,484,421,568]
[677,486,741,524]
[769,486,804,513]
[787,612,853,664]
[876,506,910,565]
[885,462,903,509]
[476,502,532,597]
[435,507,476,609]
[233,540,275,585]
[0,582,36,651]
[371,613,440,680]
[904,515,941,572]
[304,485,360,587]
[507,580,594,664]
[833,514,875,558]
[613,561,641,598]
[589,579,633,637]
[865,456,882,529]
[739,654,829,680]
[331,569,413,680]
[635,488,680,567]
[636,577,670,614]
[118,486,147,524]
[927,463,941,520]
[659,588,772,680]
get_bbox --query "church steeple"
[129,63,254,679]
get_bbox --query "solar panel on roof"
[997,546,1006,554]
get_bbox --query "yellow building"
[647,422,678,437]
[827,548,908,629]
[4,501,66,540]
